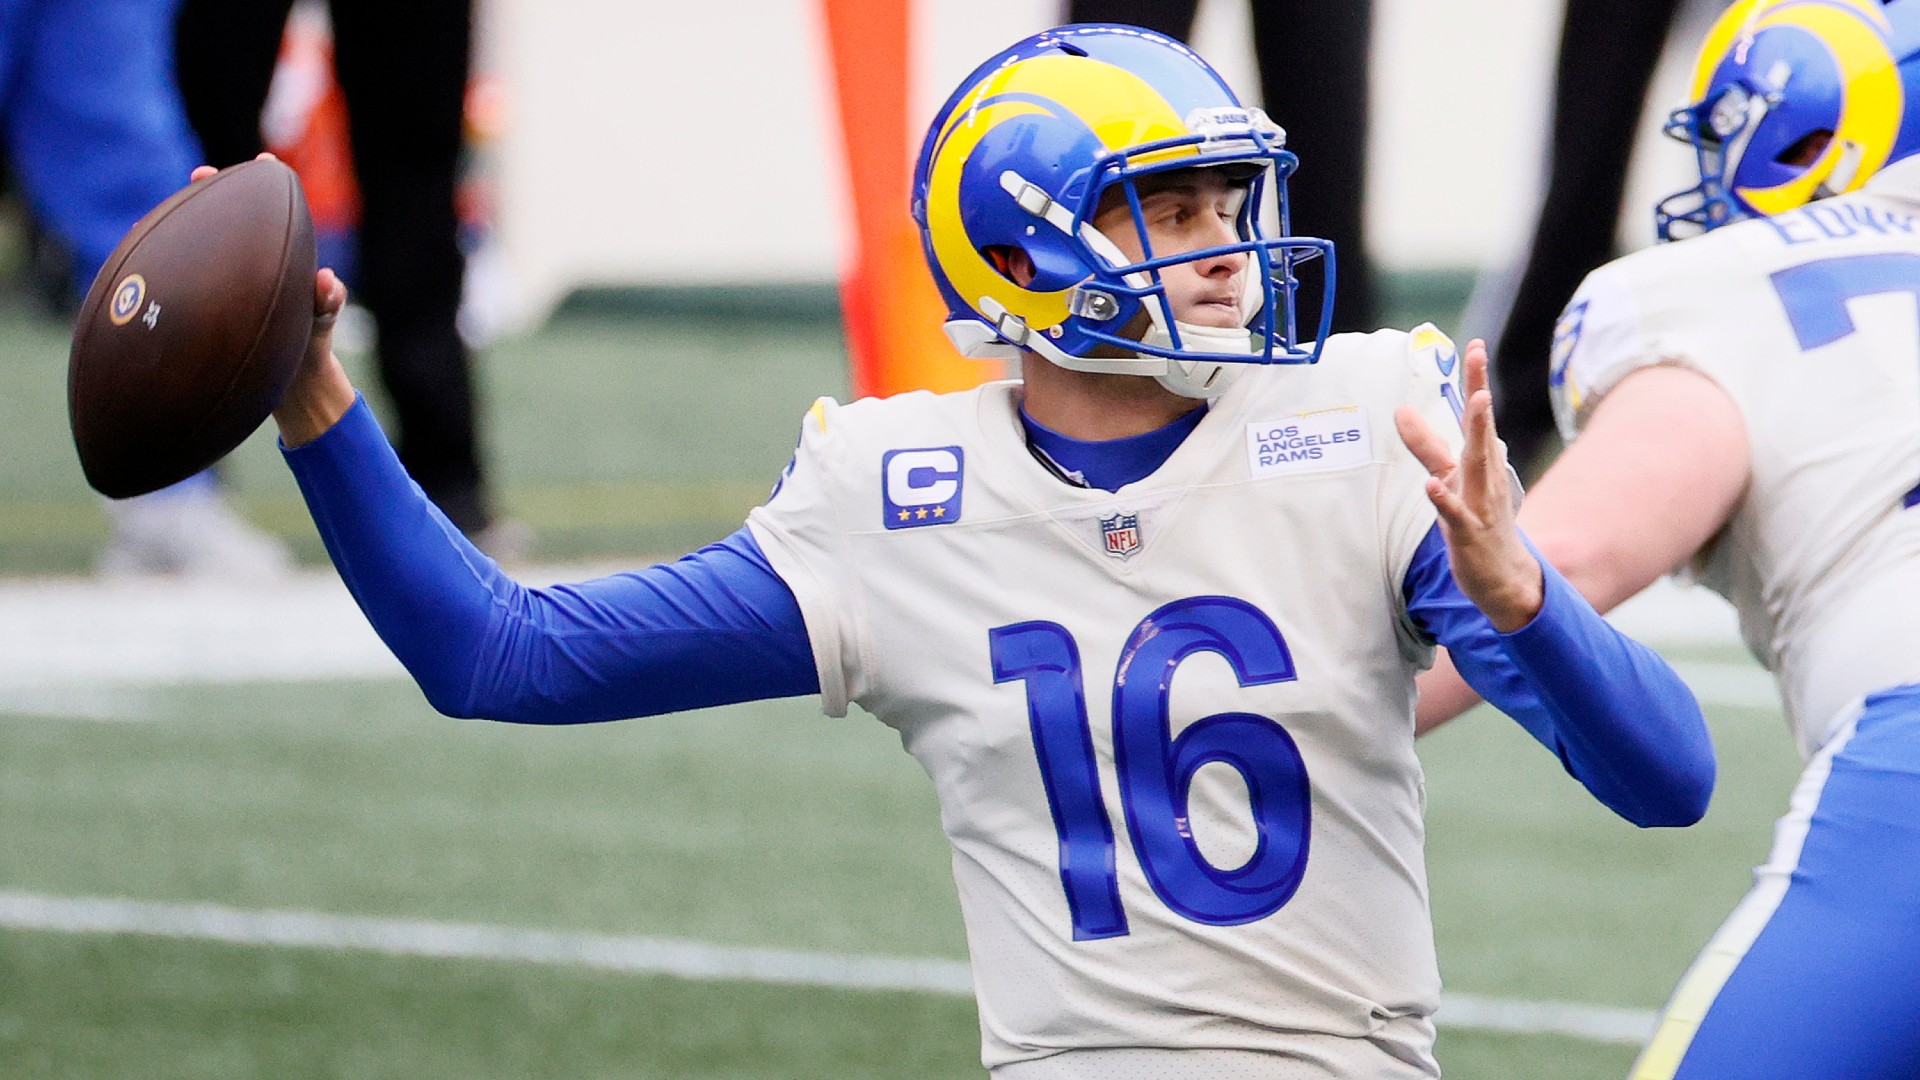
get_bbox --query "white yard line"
[1435,991,1655,1045]
[0,890,1657,1045]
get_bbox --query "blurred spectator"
[1065,0,1378,335]
[0,0,293,579]
[1467,0,1687,475]
[175,0,520,553]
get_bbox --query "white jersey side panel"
[749,328,1464,1077]
[1552,160,1920,755]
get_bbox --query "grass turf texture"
[0,673,1802,1077]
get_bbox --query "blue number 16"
[988,597,1311,941]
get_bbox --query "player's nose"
[1190,216,1244,273]
[1192,244,1247,278]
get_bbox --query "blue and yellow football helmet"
[1657,0,1920,240]
[910,24,1334,398]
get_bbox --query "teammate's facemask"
[912,24,1335,400]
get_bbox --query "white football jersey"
[1553,156,1920,757]
[747,327,1465,1077]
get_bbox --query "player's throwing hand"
[1394,339,1544,632]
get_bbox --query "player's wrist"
[273,353,356,447]
[1482,553,1546,634]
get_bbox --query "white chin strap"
[1142,322,1253,399]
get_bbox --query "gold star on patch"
[932,506,945,518]
[897,509,912,522]
[916,507,929,520]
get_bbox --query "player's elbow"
[408,653,516,722]
[415,670,482,720]
[1621,751,1715,828]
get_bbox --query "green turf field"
[0,667,1802,1079]
[0,282,1806,1078]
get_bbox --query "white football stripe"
[0,890,1656,1044]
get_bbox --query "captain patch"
[1247,408,1372,478]
[882,446,963,529]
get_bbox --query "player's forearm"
[281,397,819,721]
[1407,527,1714,824]
[282,393,505,713]
[1487,562,1715,827]
[1414,517,1681,736]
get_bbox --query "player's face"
[1093,169,1249,329]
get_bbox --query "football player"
[263,25,1713,1079]
[1416,1,1920,1076]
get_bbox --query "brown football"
[68,158,316,498]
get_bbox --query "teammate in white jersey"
[260,24,1712,1079]
[1417,1,1920,1076]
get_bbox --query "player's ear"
[984,245,1038,288]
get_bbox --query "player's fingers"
[1424,476,1477,532]
[1475,391,1513,511]
[190,165,218,183]
[1458,387,1495,507]
[1395,404,1457,479]
[313,268,346,323]
[255,151,279,163]
[1462,340,1491,401]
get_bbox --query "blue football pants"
[1633,684,1920,1080]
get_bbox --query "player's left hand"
[1394,339,1543,633]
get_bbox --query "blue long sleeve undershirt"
[285,394,1710,826]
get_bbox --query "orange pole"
[820,0,1000,398]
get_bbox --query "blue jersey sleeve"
[1404,525,1714,827]
[282,395,819,723]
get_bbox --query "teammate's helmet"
[911,24,1335,399]
[1657,0,1920,241]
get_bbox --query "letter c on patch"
[882,446,965,529]
[886,448,960,505]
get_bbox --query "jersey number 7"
[1772,252,1920,505]
[989,597,1311,942]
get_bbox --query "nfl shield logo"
[1100,512,1141,559]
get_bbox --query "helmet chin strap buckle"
[979,296,1032,346]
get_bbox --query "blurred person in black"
[1467,0,1688,475]
[1065,0,1377,335]
[174,0,514,550]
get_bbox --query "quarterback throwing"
[264,24,1713,1080]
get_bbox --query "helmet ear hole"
[982,245,1035,287]
[1776,129,1833,167]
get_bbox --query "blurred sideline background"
[488,0,1703,323]
[0,0,1729,575]
[0,2,1802,1078]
